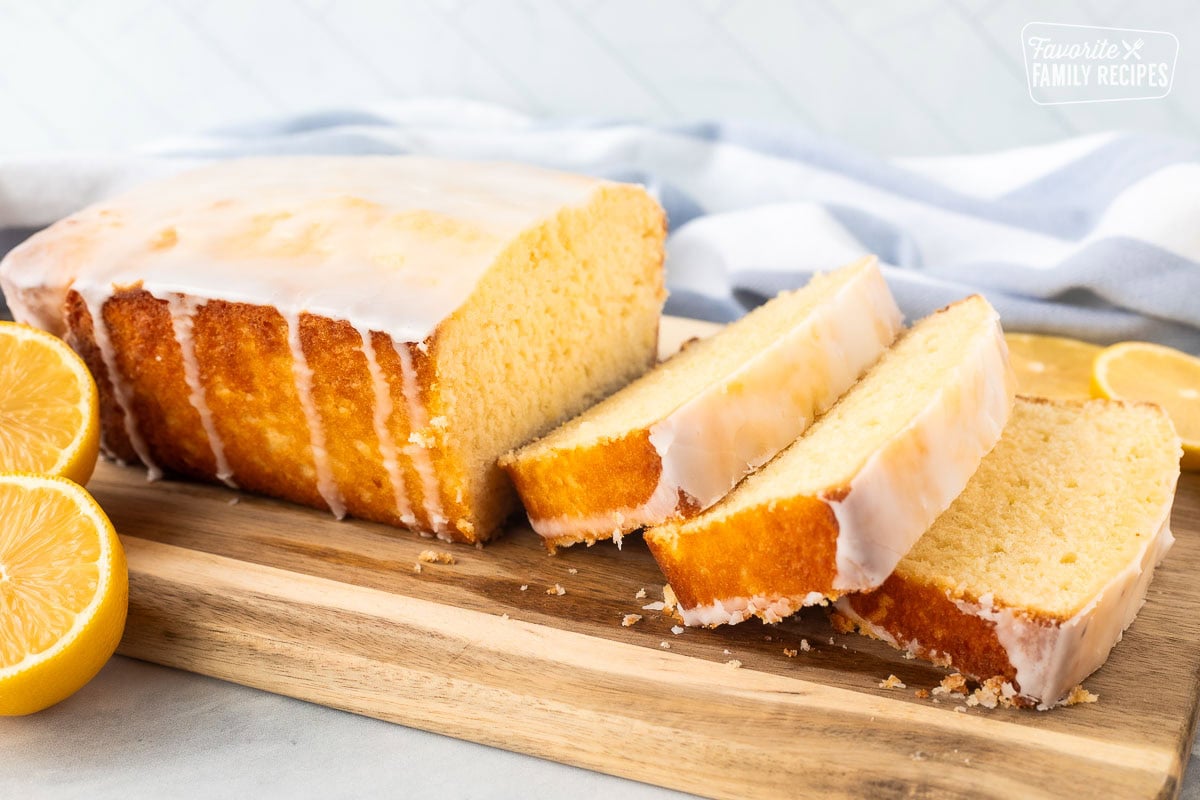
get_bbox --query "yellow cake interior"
[436,184,666,535]
[508,258,879,462]
[896,397,1181,619]
[654,295,999,542]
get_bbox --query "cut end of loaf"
[432,183,666,541]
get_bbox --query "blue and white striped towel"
[1,98,1197,351]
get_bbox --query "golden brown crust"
[193,299,337,510]
[644,494,841,612]
[501,430,665,524]
[842,573,1020,686]
[293,315,428,527]
[65,287,487,540]
[64,290,136,464]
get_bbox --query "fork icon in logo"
[1122,38,1145,60]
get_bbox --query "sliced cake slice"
[835,397,1182,708]
[500,257,903,550]
[644,295,1015,626]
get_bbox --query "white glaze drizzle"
[356,325,416,528]
[649,259,902,514]
[0,157,606,345]
[678,591,828,627]
[284,311,346,519]
[76,287,162,481]
[0,158,612,536]
[533,479,681,544]
[827,312,1015,591]
[528,258,903,542]
[396,340,448,534]
[833,510,1175,707]
[662,299,1013,626]
[954,511,1175,708]
[165,294,237,488]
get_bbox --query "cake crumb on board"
[878,674,906,690]
[635,588,647,599]
[622,614,642,627]
[967,677,1017,709]
[932,673,969,696]
[662,584,678,614]
[910,674,1072,709]
[1064,685,1099,706]
[830,612,856,634]
[418,550,455,565]
[547,584,566,596]
[783,648,798,658]
[726,660,742,668]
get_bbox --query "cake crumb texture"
[843,396,1181,706]
[1064,685,1099,706]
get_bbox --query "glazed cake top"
[0,156,608,341]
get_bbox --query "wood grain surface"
[97,317,1200,800]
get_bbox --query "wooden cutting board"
[95,317,1200,800]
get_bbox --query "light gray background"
[0,0,1196,157]
[1,2,1197,798]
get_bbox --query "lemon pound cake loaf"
[836,397,1181,708]
[0,157,666,543]
[645,295,1015,626]
[500,257,903,550]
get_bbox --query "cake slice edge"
[646,295,1016,626]
[835,397,1183,708]
[502,256,903,550]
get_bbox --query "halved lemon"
[1092,341,1200,471]
[1004,332,1102,400]
[0,322,99,485]
[0,473,127,715]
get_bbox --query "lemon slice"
[0,322,100,485]
[0,473,127,715]
[1004,332,1102,400]
[1092,341,1200,471]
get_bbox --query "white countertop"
[2,656,685,799]
[6,655,1198,799]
